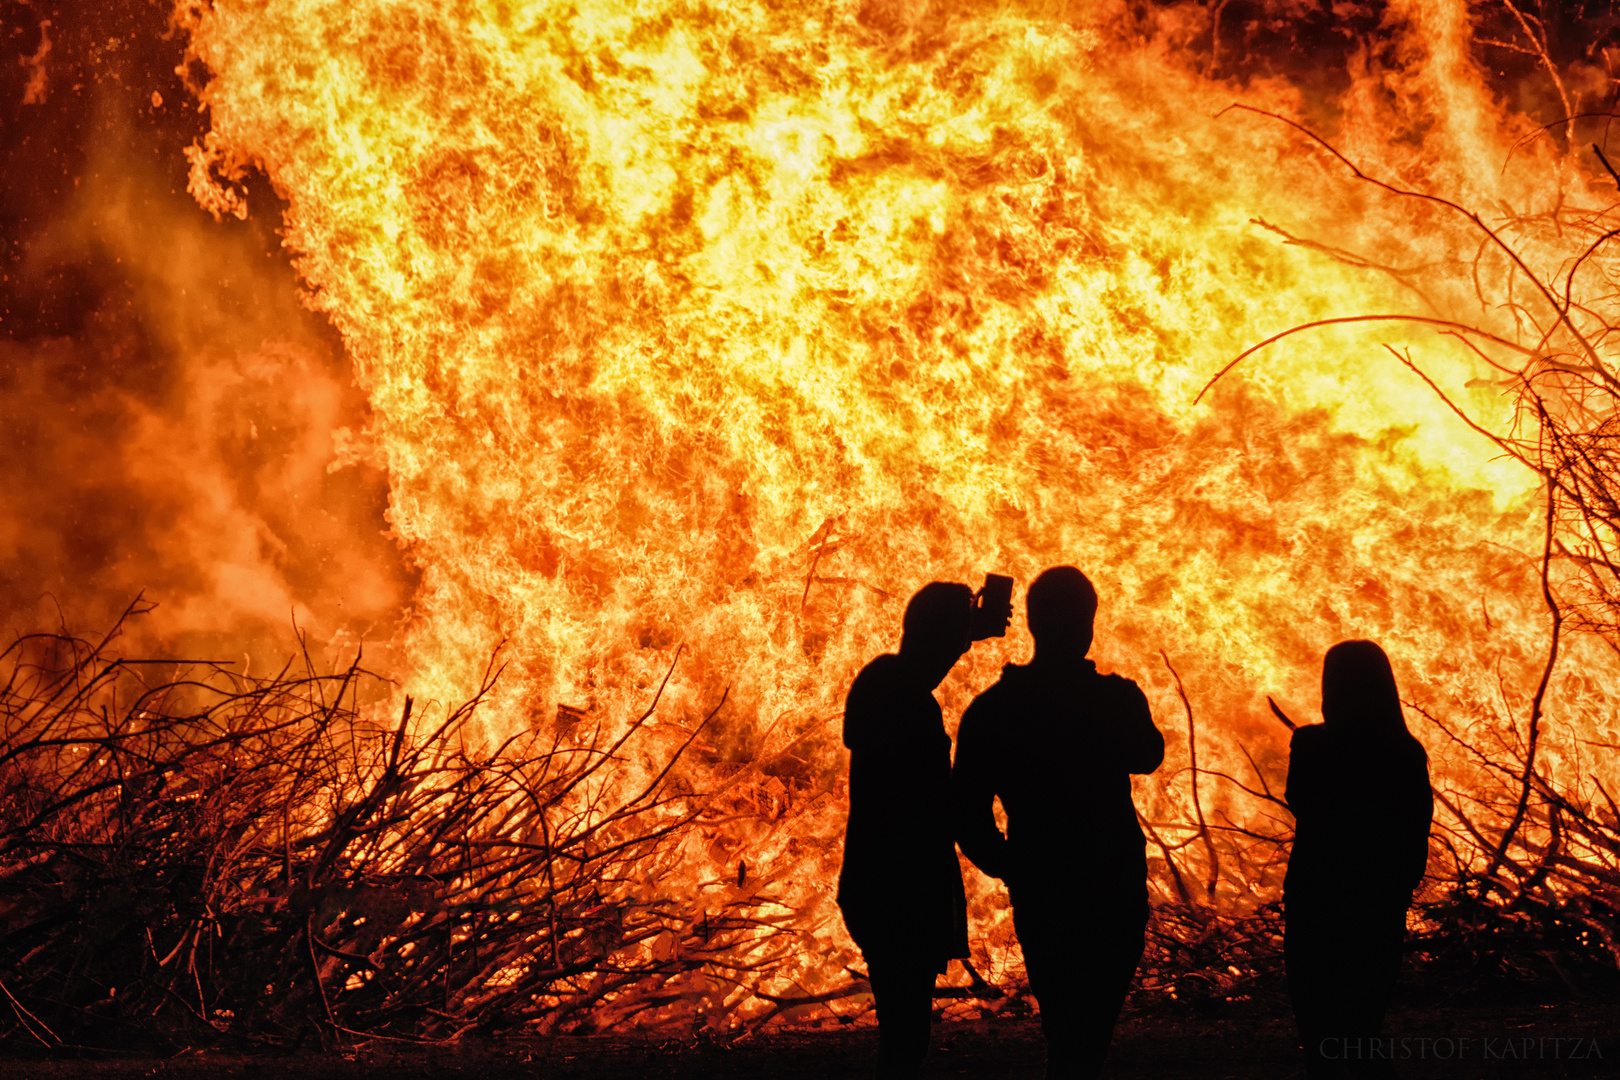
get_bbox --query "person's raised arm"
[951,695,1012,880]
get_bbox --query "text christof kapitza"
[1320,1037,1604,1061]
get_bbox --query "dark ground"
[1,1001,1614,1080]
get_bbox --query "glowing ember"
[176,0,1620,999]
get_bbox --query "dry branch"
[0,610,784,1050]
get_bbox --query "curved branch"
[1195,314,1534,405]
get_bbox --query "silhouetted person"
[1285,640,1433,1079]
[952,566,1164,1080]
[838,582,983,1078]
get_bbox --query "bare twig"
[1162,652,1218,902]
[1484,428,1565,885]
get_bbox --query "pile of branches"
[1407,705,1620,998]
[1131,662,1294,1013]
[0,604,788,1052]
[1135,901,1286,1013]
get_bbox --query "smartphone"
[970,573,1014,640]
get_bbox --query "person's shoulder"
[1090,667,1149,708]
[855,652,901,677]
[960,664,1025,720]
[844,654,906,749]
[956,670,1019,758]
[987,662,1032,698]
[844,654,899,725]
[1290,722,1329,750]
[848,653,901,696]
[1094,667,1145,693]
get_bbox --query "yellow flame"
[182,0,1619,1001]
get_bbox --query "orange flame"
[178,0,1620,1000]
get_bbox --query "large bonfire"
[2,0,1617,1048]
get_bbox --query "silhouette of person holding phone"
[838,578,1009,1078]
[1285,640,1433,1078]
[952,566,1164,1079]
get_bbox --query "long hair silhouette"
[1285,638,1433,1079]
[1321,640,1410,739]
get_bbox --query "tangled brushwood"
[0,605,795,1051]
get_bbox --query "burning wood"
[7,0,1620,1052]
[0,606,789,1049]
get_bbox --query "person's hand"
[968,574,1014,641]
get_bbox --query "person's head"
[1322,639,1409,738]
[898,581,974,687]
[1026,565,1098,656]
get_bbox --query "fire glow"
[172,0,1617,1005]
